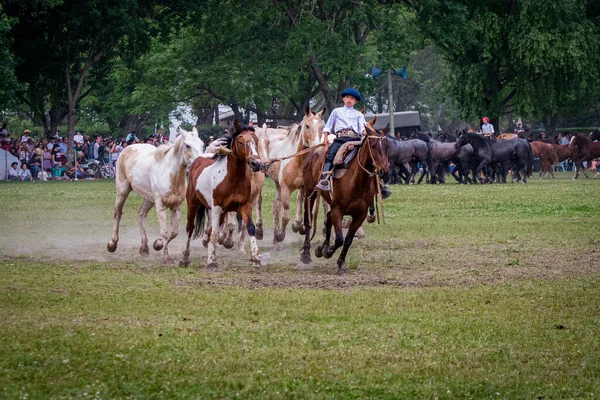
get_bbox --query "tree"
[405,0,600,133]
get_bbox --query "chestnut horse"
[570,134,600,179]
[530,141,558,179]
[107,127,204,264]
[300,116,388,274]
[257,107,326,244]
[180,123,262,269]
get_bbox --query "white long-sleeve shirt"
[323,105,367,135]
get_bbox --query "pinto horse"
[257,107,326,243]
[180,122,262,269]
[300,116,388,274]
[107,127,205,263]
[569,134,600,179]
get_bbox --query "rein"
[260,142,325,171]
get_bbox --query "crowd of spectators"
[2,124,167,181]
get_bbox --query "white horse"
[107,127,205,264]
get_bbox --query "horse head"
[300,106,326,148]
[176,126,205,165]
[455,131,470,149]
[363,116,389,174]
[231,121,262,172]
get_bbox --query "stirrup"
[316,178,331,191]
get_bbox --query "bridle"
[231,131,259,163]
[357,133,386,177]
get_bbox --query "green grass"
[1,173,600,398]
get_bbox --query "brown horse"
[530,141,559,179]
[569,134,600,179]
[300,116,388,274]
[180,122,262,269]
[498,133,518,140]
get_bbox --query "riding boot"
[316,161,333,191]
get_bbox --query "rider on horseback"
[316,88,391,199]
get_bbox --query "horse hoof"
[274,232,285,243]
[139,247,149,257]
[291,224,298,233]
[366,214,376,223]
[315,246,323,258]
[107,241,117,253]
[153,239,163,251]
[223,240,234,249]
[250,258,261,268]
[336,266,347,275]
[300,252,312,265]
[206,262,219,271]
[179,259,189,268]
[255,225,264,240]
[298,226,306,235]
[202,239,209,248]
[163,257,175,265]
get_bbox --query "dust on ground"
[1,218,599,290]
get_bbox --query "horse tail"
[309,191,321,242]
[526,142,534,176]
[192,204,207,240]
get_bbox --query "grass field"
[1,173,599,398]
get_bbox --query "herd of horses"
[105,112,600,274]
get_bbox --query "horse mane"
[153,136,181,162]
[573,133,592,150]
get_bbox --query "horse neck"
[356,138,376,172]
[163,141,188,176]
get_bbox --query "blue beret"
[340,88,362,102]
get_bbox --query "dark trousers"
[325,136,357,164]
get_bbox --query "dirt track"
[2,220,599,290]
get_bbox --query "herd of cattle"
[105,111,600,272]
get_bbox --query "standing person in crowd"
[480,117,494,137]
[8,162,20,181]
[43,145,52,171]
[1,123,8,137]
[73,130,84,145]
[18,142,31,165]
[560,132,570,145]
[109,139,122,170]
[51,144,62,166]
[20,129,31,143]
[125,131,137,145]
[1,137,11,151]
[93,136,103,160]
[19,163,32,182]
[58,137,67,154]
[47,137,56,151]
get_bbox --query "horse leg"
[138,199,154,257]
[292,188,305,234]
[317,209,333,258]
[336,213,367,274]
[323,208,343,259]
[180,201,201,268]
[237,214,247,256]
[272,182,282,244]
[222,212,236,249]
[160,206,181,265]
[206,206,222,270]
[300,191,316,265]
[274,185,292,243]
[107,181,132,253]
[152,199,174,264]
[254,192,264,240]
[239,203,260,267]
